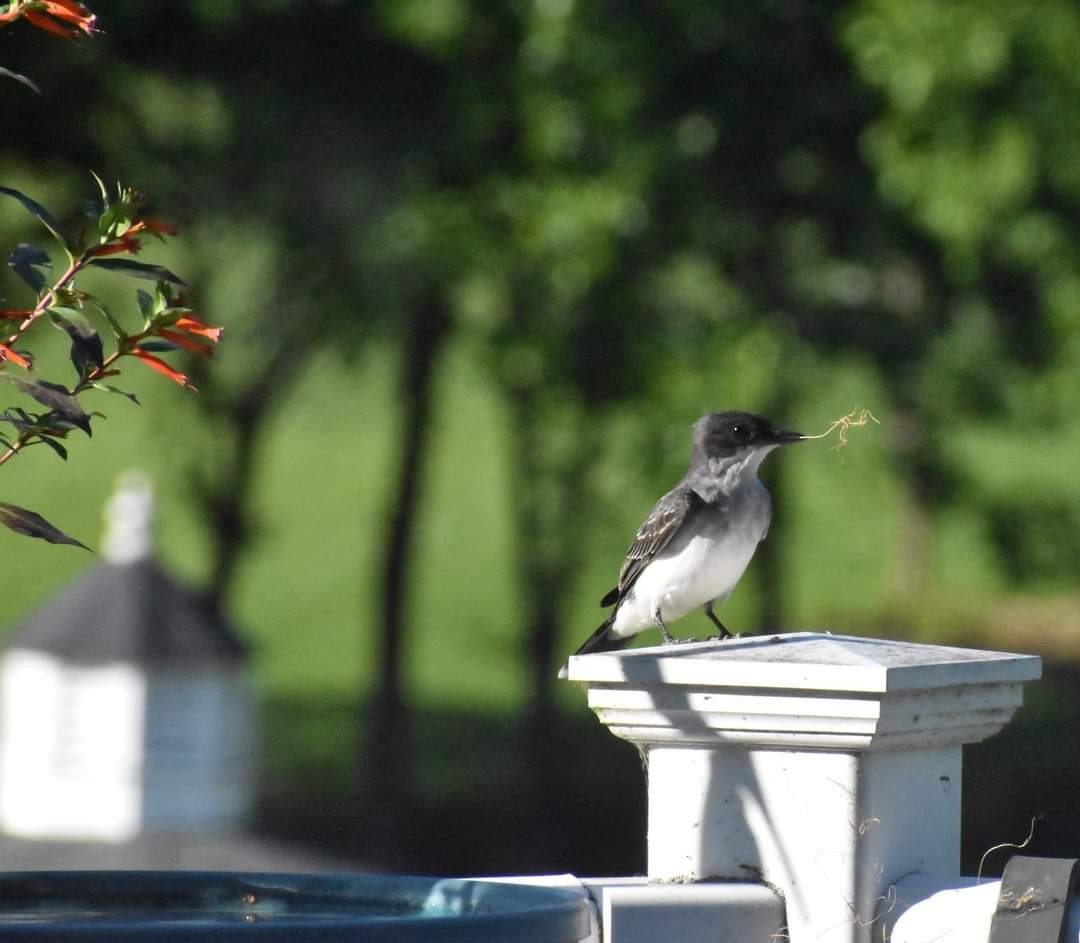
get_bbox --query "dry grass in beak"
[802,408,880,451]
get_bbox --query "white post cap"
[566,631,1041,751]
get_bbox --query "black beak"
[771,428,805,445]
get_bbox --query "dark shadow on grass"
[254,660,1079,880]
[257,694,645,877]
[963,660,1080,874]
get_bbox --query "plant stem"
[0,260,85,469]
[4,256,82,349]
[0,280,140,472]
[0,440,24,468]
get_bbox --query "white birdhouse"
[0,473,257,842]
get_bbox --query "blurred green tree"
[844,0,1080,611]
[7,0,1080,872]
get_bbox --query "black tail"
[572,615,632,658]
[558,616,634,679]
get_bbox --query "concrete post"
[565,632,1041,943]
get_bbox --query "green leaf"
[96,203,126,241]
[0,186,71,252]
[86,258,186,285]
[89,170,109,210]
[85,295,127,342]
[2,377,92,436]
[154,305,195,329]
[0,67,42,95]
[0,408,34,431]
[36,435,68,461]
[91,383,140,406]
[48,306,104,377]
[7,243,50,293]
[0,501,90,551]
[136,289,154,318]
[138,340,178,353]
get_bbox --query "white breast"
[610,483,770,639]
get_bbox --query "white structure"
[562,632,1043,943]
[0,473,256,842]
[887,872,1080,942]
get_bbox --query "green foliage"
[4,0,1080,725]
[0,499,89,550]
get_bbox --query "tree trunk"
[202,407,258,617]
[194,331,317,619]
[363,294,450,862]
[503,388,603,864]
[505,390,590,724]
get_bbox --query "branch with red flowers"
[1,0,221,550]
[0,0,96,36]
[0,177,222,547]
[1,0,97,92]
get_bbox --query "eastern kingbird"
[564,411,804,665]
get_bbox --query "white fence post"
[565,632,1041,943]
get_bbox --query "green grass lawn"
[0,335,975,707]
[3,329,1079,874]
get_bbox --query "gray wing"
[600,487,703,607]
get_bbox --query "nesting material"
[802,407,879,450]
[977,815,1039,883]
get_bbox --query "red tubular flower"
[17,0,95,38]
[22,9,73,36]
[0,345,31,369]
[132,349,196,391]
[43,0,94,20]
[38,0,95,34]
[156,328,215,357]
[87,219,175,257]
[0,309,32,321]
[173,316,223,342]
[86,233,142,257]
[128,219,177,237]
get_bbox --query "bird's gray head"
[691,411,804,478]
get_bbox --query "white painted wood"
[0,649,145,841]
[596,880,784,943]
[886,874,1080,943]
[141,669,257,829]
[0,652,256,839]
[481,875,599,943]
[571,632,1041,692]
[102,470,155,565]
[565,632,1042,943]
[485,875,784,943]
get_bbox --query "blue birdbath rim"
[0,871,592,942]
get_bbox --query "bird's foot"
[704,605,733,640]
[654,610,677,644]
